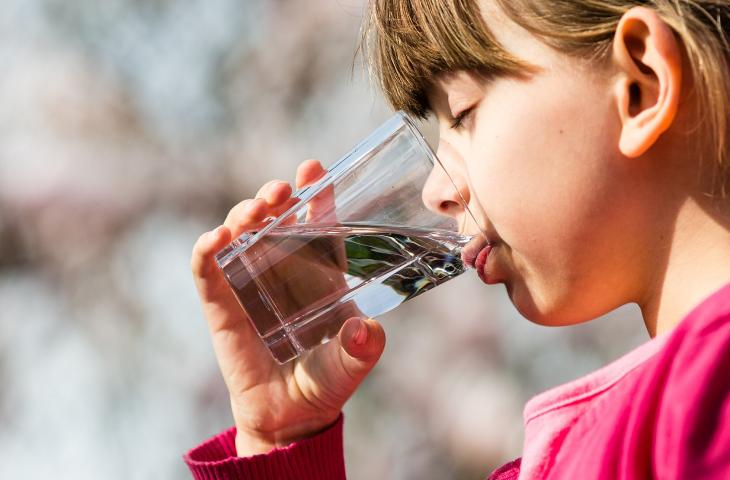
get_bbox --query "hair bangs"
[359,0,527,118]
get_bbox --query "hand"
[191,159,387,456]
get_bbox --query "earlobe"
[612,7,682,158]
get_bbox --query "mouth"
[461,234,494,268]
[460,235,499,285]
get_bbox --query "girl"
[186,0,730,478]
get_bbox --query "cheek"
[466,75,623,321]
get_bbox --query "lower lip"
[474,245,496,284]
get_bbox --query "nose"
[421,139,471,220]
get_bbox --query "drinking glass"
[215,111,486,363]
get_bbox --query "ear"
[612,6,682,158]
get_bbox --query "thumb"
[337,317,386,378]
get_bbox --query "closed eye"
[450,107,474,130]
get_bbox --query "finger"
[312,317,387,383]
[191,225,234,305]
[192,226,273,380]
[191,226,262,341]
[295,159,327,190]
[337,317,387,373]
[295,159,336,223]
[255,180,293,207]
[295,317,386,411]
[307,185,336,223]
[223,198,269,238]
[277,198,301,226]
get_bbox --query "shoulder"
[652,284,730,477]
[659,283,730,393]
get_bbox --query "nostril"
[440,200,461,214]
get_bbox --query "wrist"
[234,431,280,457]
[233,414,342,457]
[234,428,316,457]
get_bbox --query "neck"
[640,196,730,337]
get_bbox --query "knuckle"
[231,198,253,214]
[225,199,253,223]
[190,253,202,276]
[191,234,206,257]
[250,197,267,212]
[255,179,281,198]
[190,230,215,275]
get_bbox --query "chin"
[505,281,590,327]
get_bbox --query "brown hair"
[358,0,730,196]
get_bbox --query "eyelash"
[450,107,473,130]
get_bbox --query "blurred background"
[0,0,649,478]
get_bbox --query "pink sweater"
[185,281,730,479]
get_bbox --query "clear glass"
[215,111,486,364]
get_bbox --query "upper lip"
[461,234,496,269]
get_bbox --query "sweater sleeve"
[183,413,346,479]
[487,458,521,480]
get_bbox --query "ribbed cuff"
[183,413,346,480]
[488,457,521,480]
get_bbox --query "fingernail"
[353,319,368,346]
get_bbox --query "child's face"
[423,6,655,325]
